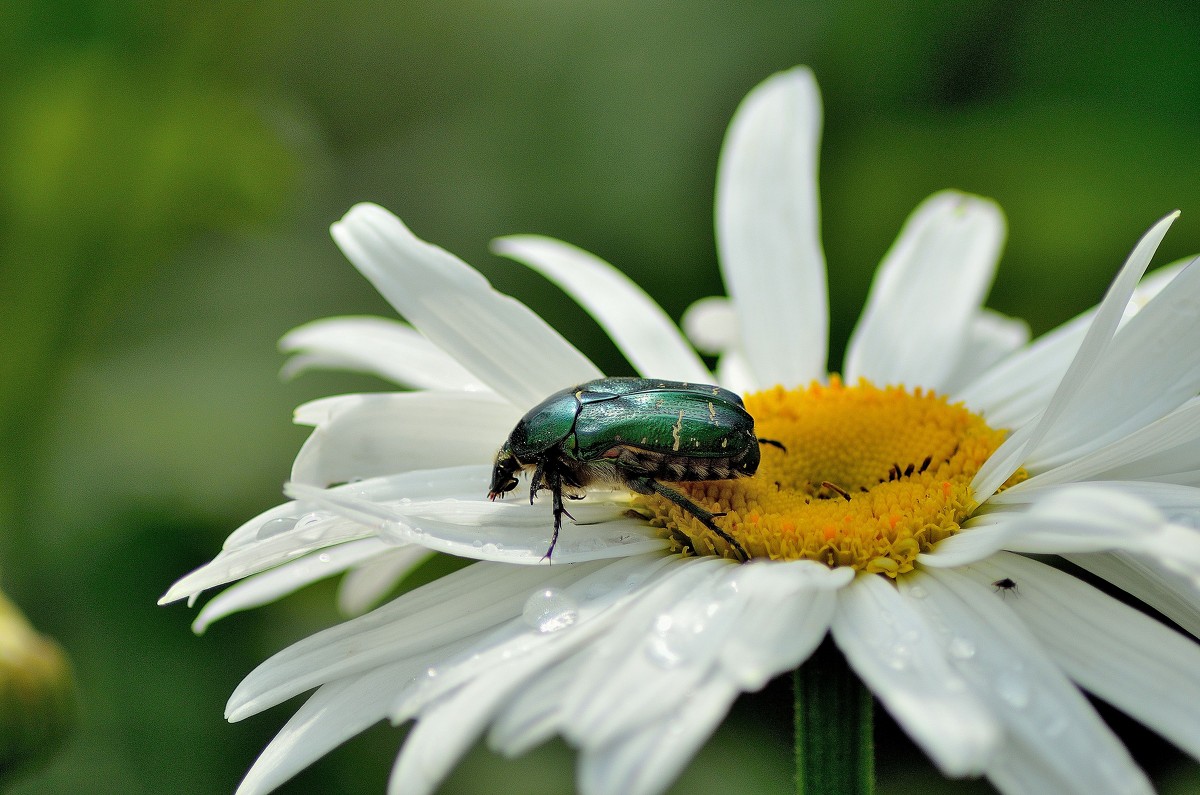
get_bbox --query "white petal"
[562,557,736,747]
[713,348,757,395]
[166,466,492,602]
[193,538,391,632]
[576,673,739,795]
[961,553,1200,760]
[957,309,1091,429]
[289,391,520,486]
[915,515,1011,568]
[1011,486,1200,569]
[972,212,1179,501]
[388,651,550,795]
[161,512,375,604]
[924,484,1200,574]
[235,661,412,795]
[487,555,679,757]
[226,560,596,721]
[681,296,738,356]
[914,567,1152,795]
[993,397,1200,494]
[330,203,601,407]
[492,236,711,382]
[337,545,434,616]
[1066,550,1200,639]
[489,652,584,757]
[831,573,999,776]
[715,67,827,388]
[279,316,488,391]
[284,480,668,564]
[1032,256,1200,468]
[942,309,1030,397]
[957,257,1190,428]
[392,554,676,723]
[845,191,1006,392]
[984,737,1091,795]
[717,560,851,689]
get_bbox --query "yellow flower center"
[635,378,1025,576]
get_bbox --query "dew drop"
[645,610,712,669]
[522,589,579,633]
[884,642,912,671]
[948,637,976,660]
[995,672,1030,708]
[294,513,326,542]
[257,516,298,540]
[1042,713,1069,738]
[317,553,331,563]
[906,585,927,600]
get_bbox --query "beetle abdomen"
[600,443,758,483]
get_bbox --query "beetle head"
[488,447,523,500]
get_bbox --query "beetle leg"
[628,477,749,562]
[529,460,547,505]
[758,437,787,453]
[543,468,575,563]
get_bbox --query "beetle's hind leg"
[628,477,749,562]
[758,438,787,453]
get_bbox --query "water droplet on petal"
[257,517,298,540]
[995,672,1030,708]
[948,637,976,660]
[644,605,717,669]
[885,643,912,671]
[522,589,579,633]
[1042,713,1069,738]
[317,553,331,563]
[906,585,927,599]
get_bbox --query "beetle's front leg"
[543,468,574,562]
[627,476,749,562]
[529,460,546,505]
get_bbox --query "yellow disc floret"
[634,377,1025,576]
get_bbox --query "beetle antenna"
[758,437,787,452]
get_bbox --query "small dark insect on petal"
[992,577,1018,596]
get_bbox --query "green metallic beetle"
[488,377,780,561]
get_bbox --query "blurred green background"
[3,1,1200,792]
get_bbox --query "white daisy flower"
[163,67,1200,795]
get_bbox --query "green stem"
[794,638,875,795]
